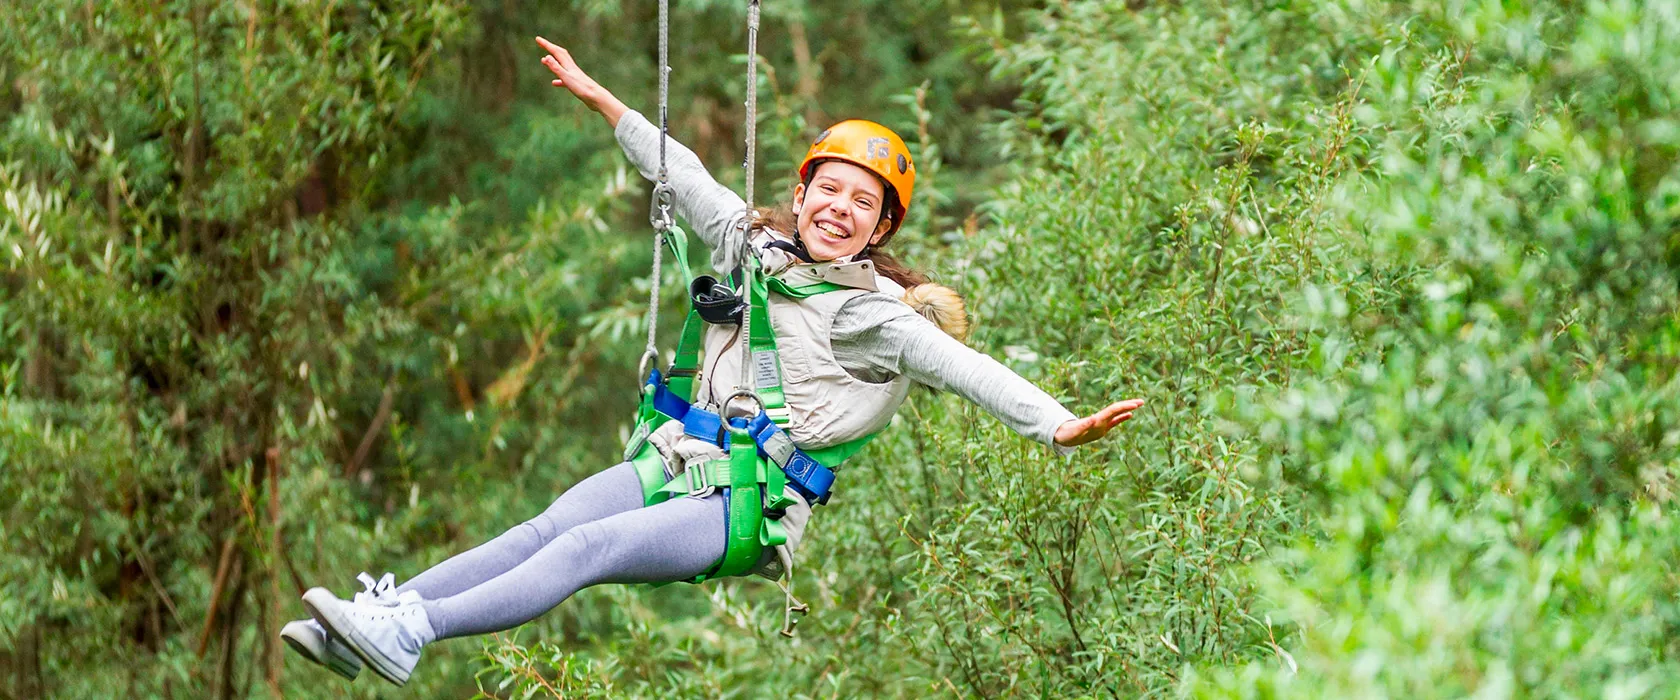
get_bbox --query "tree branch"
[196,536,238,659]
[346,381,396,478]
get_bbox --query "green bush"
[1191,0,1680,695]
[6,0,1677,697]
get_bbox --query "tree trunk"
[265,447,284,698]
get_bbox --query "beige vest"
[642,231,911,575]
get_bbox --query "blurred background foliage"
[1,0,1676,697]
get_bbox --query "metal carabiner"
[636,348,660,384]
[649,182,675,232]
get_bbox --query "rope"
[641,0,676,378]
[743,0,759,213]
[657,0,671,189]
[734,0,762,398]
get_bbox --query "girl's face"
[792,161,893,262]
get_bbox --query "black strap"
[690,275,744,325]
[764,239,816,264]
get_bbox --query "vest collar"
[755,230,881,293]
[775,257,881,292]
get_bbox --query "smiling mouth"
[814,220,851,239]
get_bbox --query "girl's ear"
[792,183,806,213]
[870,215,893,244]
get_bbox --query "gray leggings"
[397,462,726,640]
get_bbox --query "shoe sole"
[279,626,360,681]
[302,588,412,687]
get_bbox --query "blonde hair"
[901,283,970,342]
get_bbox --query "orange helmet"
[799,120,915,234]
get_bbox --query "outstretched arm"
[833,295,1145,451]
[536,36,752,273]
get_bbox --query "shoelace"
[353,572,397,604]
[354,572,422,606]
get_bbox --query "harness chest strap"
[637,376,856,507]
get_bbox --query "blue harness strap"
[747,413,837,505]
[647,373,690,420]
[647,380,731,447]
[647,379,839,506]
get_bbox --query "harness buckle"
[622,422,652,463]
[682,461,722,497]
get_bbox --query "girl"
[286,36,1145,687]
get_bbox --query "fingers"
[551,55,577,81]
[535,36,581,71]
[536,37,579,78]
[1054,397,1149,446]
[534,36,565,57]
[1096,412,1130,432]
[1095,398,1143,431]
[1096,399,1143,422]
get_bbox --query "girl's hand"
[1054,399,1145,447]
[536,36,629,127]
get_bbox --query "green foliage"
[4,0,1677,697]
[1188,0,1680,695]
[0,0,1048,696]
[2,0,474,695]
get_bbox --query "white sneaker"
[280,573,404,680]
[302,585,434,687]
[280,619,361,680]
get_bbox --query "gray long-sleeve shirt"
[613,110,1076,451]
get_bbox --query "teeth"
[815,221,849,238]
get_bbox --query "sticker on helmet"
[866,137,890,160]
[814,129,831,145]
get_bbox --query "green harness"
[623,225,881,589]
